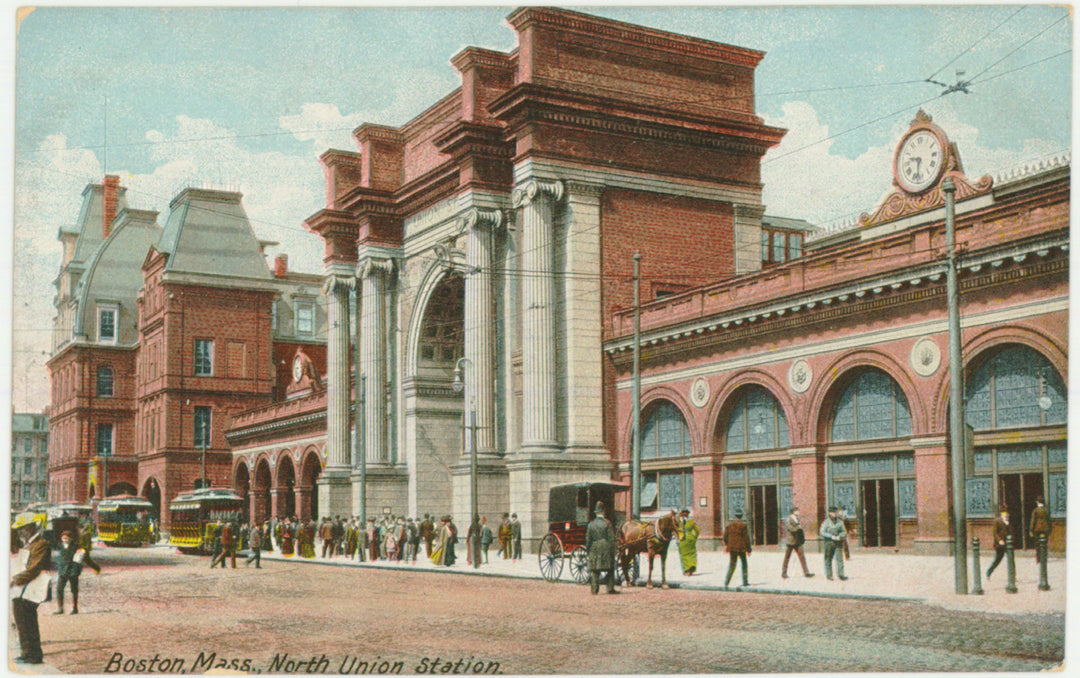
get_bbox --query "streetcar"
[97,495,156,546]
[11,503,93,548]
[168,488,244,554]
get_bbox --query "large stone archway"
[234,461,251,524]
[253,458,272,523]
[275,455,296,520]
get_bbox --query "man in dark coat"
[55,530,84,613]
[420,514,435,558]
[510,513,522,561]
[986,507,1010,579]
[585,502,618,595]
[722,509,752,587]
[1030,497,1051,563]
[11,521,52,664]
[245,522,263,568]
[781,506,814,579]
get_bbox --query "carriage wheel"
[537,534,564,582]
[569,547,589,584]
[615,553,640,586]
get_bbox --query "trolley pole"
[945,176,968,594]
[631,253,642,521]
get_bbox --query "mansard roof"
[157,187,274,286]
[73,208,163,344]
[69,181,129,265]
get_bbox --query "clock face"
[897,130,944,193]
[292,356,304,383]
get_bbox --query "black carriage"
[538,482,632,584]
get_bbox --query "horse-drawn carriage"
[537,481,684,588]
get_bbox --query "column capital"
[512,179,565,208]
[321,273,356,296]
[462,207,504,232]
[357,256,395,280]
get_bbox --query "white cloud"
[761,101,894,227]
[280,103,366,152]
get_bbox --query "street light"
[452,357,481,570]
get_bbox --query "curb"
[256,553,929,604]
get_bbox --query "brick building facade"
[47,179,327,527]
[605,112,1068,555]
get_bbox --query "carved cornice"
[511,179,565,208]
[303,209,358,239]
[858,170,994,228]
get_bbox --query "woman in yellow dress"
[430,517,449,566]
[677,508,700,576]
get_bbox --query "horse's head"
[659,510,680,540]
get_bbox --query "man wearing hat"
[781,506,814,579]
[585,501,619,594]
[10,519,52,664]
[819,507,848,581]
[55,530,85,613]
[1029,497,1051,564]
[721,508,751,587]
[986,506,1010,579]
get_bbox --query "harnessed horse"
[617,510,681,589]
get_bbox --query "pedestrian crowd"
[203,512,525,569]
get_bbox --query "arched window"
[418,274,464,367]
[96,365,114,397]
[642,401,691,459]
[726,386,790,452]
[831,370,911,442]
[966,345,1066,430]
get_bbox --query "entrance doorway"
[749,485,779,545]
[999,473,1043,550]
[860,479,896,547]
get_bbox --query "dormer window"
[296,302,314,336]
[98,304,118,344]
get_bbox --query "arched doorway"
[254,458,272,523]
[142,477,162,524]
[299,450,322,521]
[108,482,137,497]
[234,462,251,525]
[276,455,296,520]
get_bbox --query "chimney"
[274,254,289,277]
[102,175,120,238]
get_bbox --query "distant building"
[47,178,326,527]
[12,412,50,508]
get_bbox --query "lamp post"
[944,176,968,594]
[452,357,480,569]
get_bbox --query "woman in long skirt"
[677,508,699,576]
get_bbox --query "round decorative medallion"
[690,377,710,408]
[788,360,812,393]
[910,338,941,377]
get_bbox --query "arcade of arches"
[621,342,1066,555]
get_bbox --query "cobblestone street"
[21,547,1065,674]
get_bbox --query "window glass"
[772,232,787,262]
[194,406,212,448]
[296,303,314,335]
[965,346,1067,429]
[194,340,213,376]
[790,234,803,258]
[96,423,113,456]
[97,365,114,397]
[642,401,689,459]
[99,308,116,341]
[761,230,770,261]
[831,370,911,441]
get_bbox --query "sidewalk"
[260,545,1065,616]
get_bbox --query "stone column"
[322,273,353,469]
[789,445,825,538]
[511,179,564,452]
[360,257,393,464]
[463,208,501,456]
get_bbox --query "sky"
[6,2,1074,414]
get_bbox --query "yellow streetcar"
[168,489,243,554]
[96,495,156,546]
